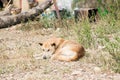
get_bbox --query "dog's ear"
[51,43,56,47]
[39,43,43,46]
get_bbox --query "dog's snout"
[43,56,47,59]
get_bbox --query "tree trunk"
[0,0,53,28]
[0,10,11,16]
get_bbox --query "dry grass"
[0,24,120,79]
[71,15,120,73]
[0,9,120,80]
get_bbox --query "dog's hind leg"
[56,50,79,61]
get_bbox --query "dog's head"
[39,42,56,59]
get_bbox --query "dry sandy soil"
[0,26,120,80]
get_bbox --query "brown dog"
[39,37,85,61]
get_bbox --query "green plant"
[106,42,120,73]
[73,20,93,48]
[72,10,120,72]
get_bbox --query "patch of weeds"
[17,17,58,31]
[104,18,119,34]
[72,13,120,73]
[0,65,15,74]
[105,41,120,73]
[73,20,93,48]
[0,68,3,74]
[40,17,54,28]
[16,20,44,31]
[115,37,120,42]
[94,27,120,73]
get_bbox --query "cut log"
[0,0,53,28]
[74,8,99,22]
[0,10,11,16]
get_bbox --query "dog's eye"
[47,49,50,52]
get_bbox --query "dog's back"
[53,39,85,61]
[39,37,85,61]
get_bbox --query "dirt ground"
[0,26,120,80]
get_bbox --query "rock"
[33,53,42,60]
[76,77,84,80]
[71,70,81,75]
[93,67,101,73]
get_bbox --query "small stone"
[71,71,80,75]
[33,54,41,60]
[93,67,101,73]
[76,77,84,80]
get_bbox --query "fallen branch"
[0,0,53,28]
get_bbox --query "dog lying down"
[37,37,85,61]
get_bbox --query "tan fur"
[39,37,85,61]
